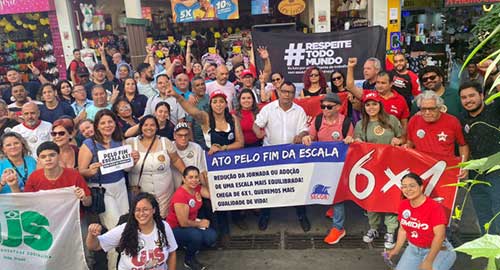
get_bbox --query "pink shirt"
[309,114,354,142]
[206,80,236,110]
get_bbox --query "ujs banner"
[0,188,87,270]
[171,0,239,23]
[252,26,386,83]
[206,142,348,211]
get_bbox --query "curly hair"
[118,192,169,257]
[303,66,328,91]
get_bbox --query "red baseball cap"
[362,92,381,103]
[240,69,254,78]
[210,90,227,100]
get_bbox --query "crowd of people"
[0,33,499,270]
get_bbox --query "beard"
[465,102,483,114]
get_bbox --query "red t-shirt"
[238,109,259,145]
[166,185,203,229]
[407,113,466,158]
[398,198,447,248]
[24,168,90,195]
[69,60,86,84]
[380,91,410,120]
[309,113,354,142]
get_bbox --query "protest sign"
[171,0,239,23]
[97,145,134,175]
[206,142,348,211]
[252,26,386,83]
[335,143,460,223]
[0,188,87,270]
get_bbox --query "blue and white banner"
[206,142,348,211]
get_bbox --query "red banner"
[334,143,460,222]
[445,0,500,6]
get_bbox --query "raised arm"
[185,40,193,74]
[168,85,208,128]
[346,57,363,99]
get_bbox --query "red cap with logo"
[362,91,381,103]
[240,69,254,78]
[210,90,227,100]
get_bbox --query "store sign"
[251,0,269,15]
[278,0,306,16]
[445,0,500,6]
[252,26,386,83]
[0,0,54,15]
[170,0,239,23]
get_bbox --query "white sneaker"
[363,229,379,243]
[384,233,396,249]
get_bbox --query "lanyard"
[7,157,28,185]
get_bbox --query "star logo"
[437,131,448,142]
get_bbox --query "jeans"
[332,203,345,230]
[396,240,456,270]
[470,171,500,234]
[173,227,217,260]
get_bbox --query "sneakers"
[184,257,207,270]
[384,233,396,249]
[363,229,379,243]
[324,228,346,245]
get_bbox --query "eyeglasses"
[134,208,153,214]
[421,75,437,83]
[176,133,189,138]
[420,107,439,112]
[320,104,337,110]
[50,131,67,137]
[118,105,131,112]
[331,76,343,81]
[309,73,320,78]
[280,90,295,95]
[271,78,281,82]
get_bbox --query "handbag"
[131,136,156,196]
[85,140,106,214]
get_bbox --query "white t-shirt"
[144,95,186,126]
[172,142,207,188]
[205,80,236,110]
[12,121,52,158]
[98,221,178,270]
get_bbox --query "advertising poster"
[170,0,239,23]
[251,0,269,15]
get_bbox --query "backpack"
[314,113,352,138]
[66,60,88,80]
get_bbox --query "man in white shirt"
[252,81,311,232]
[144,74,186,125]
[12,102,52,158]
[206,65,236,110]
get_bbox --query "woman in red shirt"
[387,173,456,270]
[167,166,216,270]
[233,88,262,148]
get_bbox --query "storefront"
[0,0,65,85]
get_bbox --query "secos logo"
[0,210,53,251]
[283,40,352,66]
[310,184,330,200]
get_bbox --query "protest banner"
[97,145,134,175]
[335,143,460,223]
[171,0,239,23]
[0,188,87,270]
[251,26,386,83]
[206,142,348,211]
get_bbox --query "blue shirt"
[71,99,93,116]
[86,104,112,121]
[0,156,37,194]
[83,139,125,184]
[39,102,76,123]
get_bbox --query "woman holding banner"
[387,173,456,270]
[0,132,37,194]
[354,92,403,249]
[169,86,244,245]
[78,109,139,269]
[167,166,216,270]
[87,192,177,270]
[125,115,185,218]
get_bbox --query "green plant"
[454,10,500,269]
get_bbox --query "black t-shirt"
[362,80,376,90]
[390,70,413,107]
[2,81,41,104]
[462,101,500,159]
[39,102,76,123]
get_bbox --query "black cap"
[93,63,106,72]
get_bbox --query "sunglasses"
[421,75,437,83]
[320,104,337,110]
[50,131,66,137]
[271,78,281,82]
[309,73,320,78]
[331,76,343,81]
